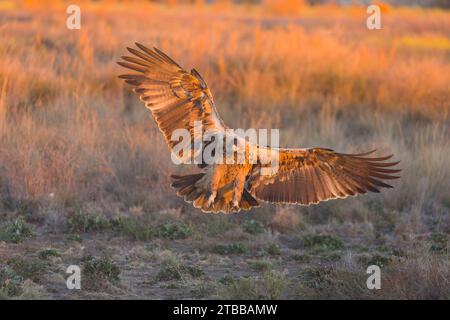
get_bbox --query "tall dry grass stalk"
[0,72,8,130]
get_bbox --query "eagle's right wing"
[248,148,401,206]
[118,43,227,154]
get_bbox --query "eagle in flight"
[118,43,400,213]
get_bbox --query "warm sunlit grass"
[0,1,448,224]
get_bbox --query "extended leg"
[207,165,222,207]
[232,168,247,208]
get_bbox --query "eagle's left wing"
[248,148,401,205]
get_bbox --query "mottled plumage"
[118,43,401,213]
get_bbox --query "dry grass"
[0,1,449,299]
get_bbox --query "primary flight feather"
[118,43,401,213]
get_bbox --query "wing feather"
[118,43,227,153]
[249,148,400,205]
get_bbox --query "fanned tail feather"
[170,174,259,213]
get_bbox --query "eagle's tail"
[170,174,259,213]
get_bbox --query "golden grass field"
[0,0,449,299]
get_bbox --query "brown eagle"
[118,43,400,213]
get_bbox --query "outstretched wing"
[118,43,227,152]
[248,148,401,205]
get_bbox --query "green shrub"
[82,255,120,285]
[111,217,153,241]
[65,234,82,242]
[242,220,265,235]
[266,243,281,256]
[7,258,47,283]
[248,259,273,272]
[262,270,286,299]
[213,242,247,255]
[320,252,342,262]
[300,266,337,291]
[429,233,448,254]
[303,235,344,251]
[38,249,60,260]
[297,266,369,299]
[156,260,204,281]
[219,275,235,285]
[290,254,311,263]
[202,217,236,236]
[359,253,391,268]
[220,271,286,299]
[257,242,281,257]
[0,266,24,298]
[67,212,110,233]
[155,222,192,240]
[191,282,216,298]
[0,218,32,243]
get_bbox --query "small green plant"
[67,212,111,233]
[38,249,60,260]
[297,267,368,299]
[242,220,265,235]
[219,275,235,285]
[257,242,281,257]
[213,242,247,255]
[266,243,281,255]
[262,270,286,299]
[429,233,448,254]
[248,259,273,272]
[290,254,311,263]
[191,282,216,299]
[156,259,204,281]
[220,276,256,299]
[300,266,337,291]
[0,266,24,298]
[220,270,286,299]
[65,234,82,242]
[320,252,342,262]
[7,258,47,283]
[359,253,391,268]
[111,217,153,241]
[82,255,120,286]
[0,218,32,243]
[155,222,192,240]
[202,217,236,236]
[375,245,405,257]
[303,235,344,251]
